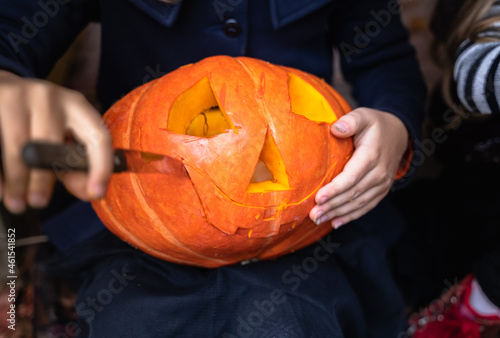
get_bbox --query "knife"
[22,142,185,174]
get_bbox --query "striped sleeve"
[454,2,500,114]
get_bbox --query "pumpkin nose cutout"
[247,131,290,193]
[250,160,273,183]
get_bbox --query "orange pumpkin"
[91,56,353,268]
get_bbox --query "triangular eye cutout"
[247,131,291,193]
[167,77,235,137]
[288,73,337,123]
[250,160,274,183]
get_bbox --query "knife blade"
[22,142,185,174]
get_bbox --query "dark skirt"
[46,220,405,338]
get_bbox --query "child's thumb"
[331,114,354,138]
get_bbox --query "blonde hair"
[433,0,500,123]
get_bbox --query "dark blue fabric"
[0,0,98,78]
[42,201,105,253]
[46,225,405,338]
[0,0,425,143]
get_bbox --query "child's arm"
[0,70,113,214]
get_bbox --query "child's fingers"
[27,170,56,208]
[0,108,30,214]
[310,163,380,224]
[65,92,113,199]
[60,171,90,201]
[314,143,378,206]
[27,101,65,208]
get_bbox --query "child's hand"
[0,70,113,214]
[309,108,409,228]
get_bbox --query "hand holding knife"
[22,142,184,174]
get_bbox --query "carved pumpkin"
[91,56,353,268]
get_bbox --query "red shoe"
[407,275,500,338]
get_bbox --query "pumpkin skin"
[91,56,353,268]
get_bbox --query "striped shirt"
[454,1,500,114]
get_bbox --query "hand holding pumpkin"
[0,70,113,213]
[310,107,409,228]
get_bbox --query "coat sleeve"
[0,0,99,78]
[329,0,427,187]
[454,3,500,115]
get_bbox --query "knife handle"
[22,142,127,173]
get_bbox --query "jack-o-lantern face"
[92,56,353,268]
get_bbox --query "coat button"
[223,18,242,37]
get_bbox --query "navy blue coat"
[0,0,424,127]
